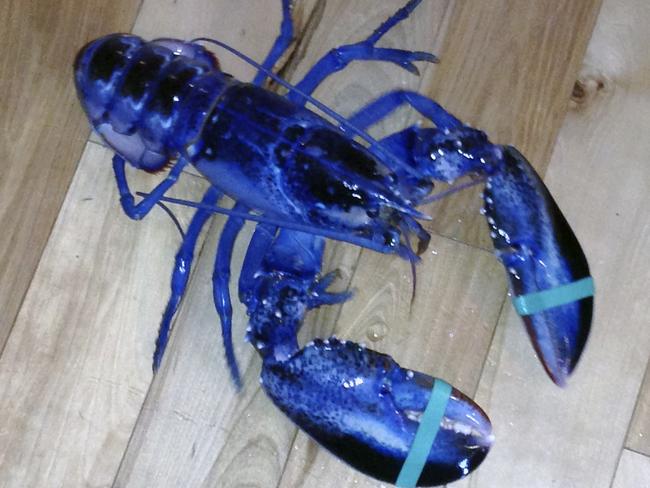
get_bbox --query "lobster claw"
[484,146,593,386]
[261,338,492,486]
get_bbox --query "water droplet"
[366,322,388,342]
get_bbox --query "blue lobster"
[73,0,593,485]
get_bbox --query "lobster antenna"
[155,201,186,239]
[139,192,400,255]
[191,36,423,179]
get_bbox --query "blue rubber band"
[512,276,594,316]
[395,379,452,487]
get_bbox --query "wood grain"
[0,143,205,487]
[0,0,141,355]
[454,0,650,486]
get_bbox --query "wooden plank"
[627,360,650,456]
[611,450,650,488]
[0,0,141,355]
[455,0,650,486]
[420,0,601,248]
[0,2,607,488]
[0,143,205,487]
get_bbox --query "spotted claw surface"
[261,338,492,486]
[484,146,593,386]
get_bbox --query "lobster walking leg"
[348,90,463,132]
[239,224,278,304]
[112,154,190,220]
[288,0,437,104]
[157,0,295,376]
[212,205,248,388]
[252,0,294,86]
[153,186,223,370]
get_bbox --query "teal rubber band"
[395,379,452,488]
[512,276,594,316]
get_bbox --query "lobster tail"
[74,34,227,171]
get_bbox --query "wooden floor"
[1,0,649,486]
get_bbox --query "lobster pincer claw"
[307,271,353,308]
[484,146,594,386]
[261,338,492,486]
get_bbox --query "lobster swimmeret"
[73,0,593,485]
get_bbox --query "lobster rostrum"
[73,0,593,485]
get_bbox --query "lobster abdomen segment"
[261,338,492,486]
[74,34,226,170]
